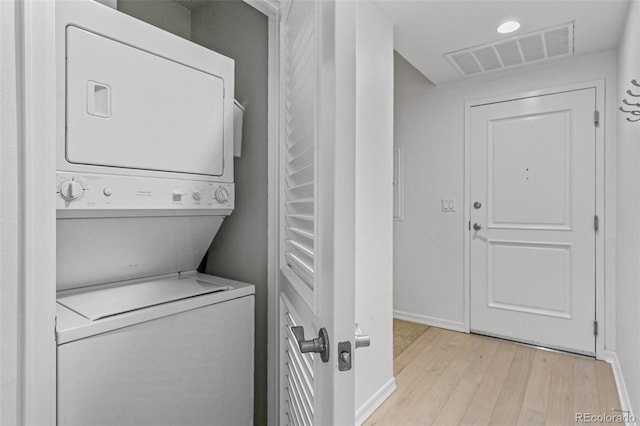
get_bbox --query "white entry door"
[469,88,597,355]
[278,0,356,424]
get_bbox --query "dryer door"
[65,26,225,176]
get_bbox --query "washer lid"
[57,276,228,321]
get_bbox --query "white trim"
[392,147,404,221]
[355,377,396,426]
[593,80,608,357]
[600,351,637,426]
[464,94,472,333]
[1,0,22,422]
[463,80,607,357]
[464,80,605,108]
[394,310,466,333]
[242,0,278,15]
[21,0,57,423]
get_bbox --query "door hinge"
[594,320,599,336]
[594,215,599,232]
[594,110,600,127]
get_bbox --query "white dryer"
[54,2,253,425]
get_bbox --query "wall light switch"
[441,199,455,212]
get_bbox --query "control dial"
[192,190,201,201]
[59,179,84,202]
[214,187,229,203]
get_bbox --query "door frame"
[463,80,608,358]
[13,0,58,423]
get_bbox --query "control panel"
[56,172,234,211]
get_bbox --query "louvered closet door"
[281,299,315,425]
[283,0,316,295]
[277,0,356,424]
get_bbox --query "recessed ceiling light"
[497,21,521,34]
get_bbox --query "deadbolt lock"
[338,341,352,371]
[473,201,482,209]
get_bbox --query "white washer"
[56,275,254,426]
[54,2,253,425]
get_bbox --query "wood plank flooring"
[394,319,430,357]
[365,327,623,426]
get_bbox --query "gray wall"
[117,0,191,40]
[190,3,269,425]
[116,1,269,424]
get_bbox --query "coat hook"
[627,89,640,97]
[619,106,640,115]
[632,79,640,87]
[623,99,640,107]
[627,116,640,122]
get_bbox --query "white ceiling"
[372,0,630,84]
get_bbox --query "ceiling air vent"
[445,22,574,77]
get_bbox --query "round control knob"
[214,187,229,203]
[192,190,201,201]
[103,187,113,197]
[59,180,84,202]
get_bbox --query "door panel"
[489,111,572,229]
[278,0,356,424]
[279,0,321,422]
[488,241,572,318]
[281,297,316,425]
[470,88,596,355]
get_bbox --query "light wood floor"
[365,327,623,426]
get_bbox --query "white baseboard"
[393,310,466,333]
[355,377,396,426]
[600,350,636,426]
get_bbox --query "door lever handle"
[355,334,370,349]
[291,326,330,362]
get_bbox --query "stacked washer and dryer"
[54,2,254,425]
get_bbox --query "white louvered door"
[277,0,356,424]
[282,0,316,300]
